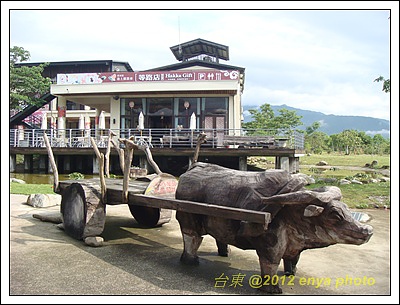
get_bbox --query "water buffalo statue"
[175,162,373,294]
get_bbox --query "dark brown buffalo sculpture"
[175,162,373,294]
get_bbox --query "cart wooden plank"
[57,178,271,230]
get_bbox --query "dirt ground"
[4,194,398,304]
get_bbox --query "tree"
[242,103,303,135]
[305,121,321,135]
[10,46,51,110]
[304,131,330,154]
[371,134,389,155]
[374,76,390,93]
[336,129,363,155]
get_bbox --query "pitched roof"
[170,38,229,62]
[145,59,245,74]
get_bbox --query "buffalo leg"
[283,254,300,276]
[258,255,282,294]
[180,233,203,265]
[216,240,230,257]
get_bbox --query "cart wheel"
[129,205,164,227]
[61,182,106,239]
[61,183,87,240]
[129,173,177,227]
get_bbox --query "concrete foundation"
[39,155,48,172]
[10,154,16,173]
[239,156,247,171]
[64,155,71,173]
[24,155,33,173]
[93,156,99,174]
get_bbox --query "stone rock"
[84,236,104,247]
[316,161,328,166]
[10,178,26,184]
[291,173,315,185]
[351,179,363,185]
[318,177,337,184]
[380,170,390,177]
[27,194,62,208]
[339,179,351,185]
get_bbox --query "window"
[202,97,228,115]
[174,97,199,128]
[147,98,173,129]
[120,98,144,129]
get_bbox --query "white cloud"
[365,129,390,136]
[7,8,394,121]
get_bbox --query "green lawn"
[10,183,56,195]
[304,180,390,209]
[299,153,390,168]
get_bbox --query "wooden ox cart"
[38,132,271,243]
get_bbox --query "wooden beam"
[129,194,271,230]
[43,132,59,192]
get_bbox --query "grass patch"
[300,153,390,168]
[249,154,391,209]
[10,183,55,195]
[305,181,390,209]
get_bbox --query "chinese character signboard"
[56,70,240,85]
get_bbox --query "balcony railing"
[9,128,304,150]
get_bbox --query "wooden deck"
[10,146,297,157]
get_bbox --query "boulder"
[10,178,26,184]
[27,194,62,208]
[339,179,351,185]
[84,236,104,247]
[291,173,315,185]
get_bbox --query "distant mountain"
[242,104,390,138]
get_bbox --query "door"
[204,116,225,147]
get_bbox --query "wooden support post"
[90,137,106,201]
[110,132,125,173]
[139,145,161,175]
[43,132,59,192]
[193,132,207,164]
[119,137,138,203]
[104,129,112,178]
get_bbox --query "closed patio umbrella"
[41,112,47,130]
[98,111,106,138]
[190,112,196,130]
[85,114,91,137]
[79,114,85,130]
[79,114,85,137]
[138,111,144,130]
[190,112,196,148]
[99,111,106,130]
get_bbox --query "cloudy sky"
[4,2,398,121]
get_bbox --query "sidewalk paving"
[4,193,396,303]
